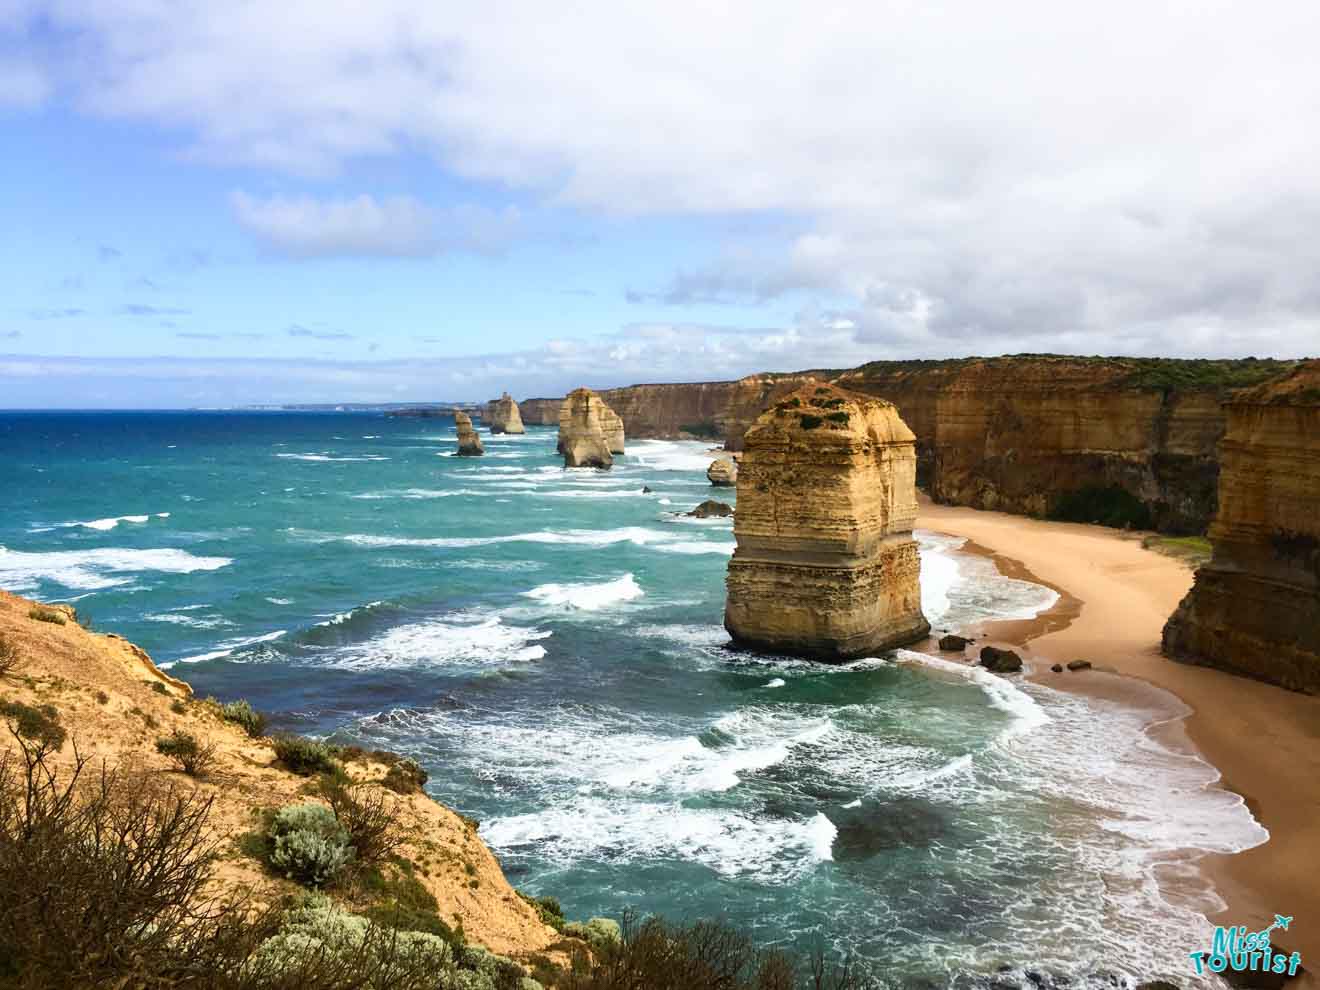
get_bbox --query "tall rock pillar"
[454,411,484,456]
[724,382,929,660]
[557,388,617,469]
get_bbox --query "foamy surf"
[0,546,232,592]
[167,629,287,666]
[522,573,644,610]
[326,614,551,670]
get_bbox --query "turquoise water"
[0,411,1265,987]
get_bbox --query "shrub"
[95,689,110,705]
[222,698,268,738]
[0,634,22,677]
[149,681,169,695]
[28,606,66,625]
[274,734,341,776]
[268,802,354,886]
[518,891,566,932]
[318,775,399,868]
[824,411,849,425]
[361,859,461,945]
[0,698,65,752]
[798,414,823,430]
[381,757,428,794]
[155,730,217,777]
[563,918,621,952]
[678,421,720,439]
[171,699,188,715]
[1049,485,1153,530]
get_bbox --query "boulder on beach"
[1050,663,1064,673]
[1066,659,1092,672]
[979,646,1023,673]
[938,634,970,652]
[454,411,484,457]
[707,457,737,487]
[688,500,733,518]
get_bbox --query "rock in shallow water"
[557,388,617,468]
[485,391,525,434]
[707,457,737,486]
[979,646,1023,673]
[687,500,733,518]
[454,410,484,456]
[939,634,970,651]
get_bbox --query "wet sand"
[917,499,1320,978]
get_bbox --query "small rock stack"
[707,457,737,487]
[486,392,526,435]
[454,411,484,457]
[557,388,619,469]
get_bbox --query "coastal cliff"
[0,590,558,961]
[485,392,526,434]
[557,388,616,468]
[1162,362,1320,692]
[527,356,1295,533]
[724,382,929,660]
[519,398,562,426]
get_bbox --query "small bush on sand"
[0,698,65,753]
[563,918,621,952]
[273,734,341,776]
[381,757,428,795]
[0,634,22,677]
[222,699,268,738]
[318,774,399,868]
[268,803,354,887]
[27,606,66,625]
[156,730,217,778]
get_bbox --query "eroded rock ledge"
[1163,361,1320,692]
[724,382,929,661]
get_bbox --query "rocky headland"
[454,410,484,456]
[557,388,617,469]
[724,381,930,660]
[1163,361,1320,693]
[485,392,526,434]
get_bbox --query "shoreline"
[915,499,1320,978]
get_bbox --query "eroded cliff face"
[454,410,484,456]
[555,357,1295,533]
[724,382,929,661]
[485,392,525,434]
[600,405,625,454]
[557,388,616,468]
[1163,362,1320,692]
[519,398,562,425]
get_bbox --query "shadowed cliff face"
[724,381,929,661]
[516,356,1296,534]
[1163,362,1320,692]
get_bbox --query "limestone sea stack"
[454,410,484,456]
[487,392,526,435]
[600,405,626,454]
[557,388,616,468]
[1163,361,1320,692]
[724,382,929,661]
[707,457,737,486]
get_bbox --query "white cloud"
[229,192,520,258]
[6,2,1320,353]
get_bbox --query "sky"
[2,1,1318,407]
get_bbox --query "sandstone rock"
[599,405,626,454]
[454,411,484,457]
[1066,659,1092,671]
[938,634,969,651]
[518,397,562,425]
[724,382,929,661]
[557,388,615,469]
[979,646,1023,673]
[1050,663,1064,673]
[707,457,737,486]
[486,392,525,434]
[688,500,733,519]
[1164,361,1320,692]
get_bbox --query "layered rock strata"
[485,392,525,434]
[557,388,616,468]
[454,410,484,456]
[519,398,562,426]
[707,457,737,486]
[1163,362,1320,692]
[724,382,929,660]
[600,405,626,454]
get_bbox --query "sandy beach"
[918,498,1320,978]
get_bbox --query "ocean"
[0,410,1265,987]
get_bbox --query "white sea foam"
[765,678,786,689]
[276,453,389,462]
[266,597,293,605]
[628,440,724,473]
[916,529,1058,628]
[298,526,731,555]
[316,600,385,626]
[0,546,233,592]
[56,514,156,531]
[329,614,551,670]
[897,650,1050,742]
[144,612,233,630]
[653,540,735,555]
[522,573,644,610]
[167,630,287,666]
[633,623,729,648]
